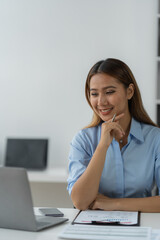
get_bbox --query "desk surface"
[0,208,160,240]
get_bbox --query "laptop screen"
[5,138,48,170]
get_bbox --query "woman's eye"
[91,93,98,96]
[106,90,115,95]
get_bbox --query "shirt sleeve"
[155,135,160,196]
[155,154,160,195]
[67,130,92,195]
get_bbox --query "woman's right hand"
[99,113,125,148]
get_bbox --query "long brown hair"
[85,58,157,128]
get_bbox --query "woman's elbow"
[71,193,90,210]
[73,200,89,210]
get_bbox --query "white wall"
[0,0,157,168]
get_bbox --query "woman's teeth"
[101,108,112,113]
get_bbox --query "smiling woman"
[85,58,156,129]
[67,58,160,212]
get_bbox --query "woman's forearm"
[116,196,160,212]
[91,194,160,213]
[71,143,108,210]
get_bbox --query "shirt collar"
[129,118,144,142]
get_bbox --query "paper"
[73,210,139,225]
[151,229,160,240]
[59,224,151,240]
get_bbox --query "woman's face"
[89,73,133,122]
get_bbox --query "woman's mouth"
[99,108,113,115]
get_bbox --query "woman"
[67,58,160,212]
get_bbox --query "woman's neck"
[119,113,132,134]
[118,113,132,147]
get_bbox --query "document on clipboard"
[72,210,140,226]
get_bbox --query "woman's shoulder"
[81,123,102,134]
[141,121,160,132]
[141,121,160,140]
[72,124,102,145]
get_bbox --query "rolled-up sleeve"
[155,153,160,195]
[154,135,160,195]
[67,130,92,195]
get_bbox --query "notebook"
[0,167,68,231]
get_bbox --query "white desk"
[0,208,160,240]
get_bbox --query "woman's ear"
[127,84,134,100]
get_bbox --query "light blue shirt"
[67,118,160,198]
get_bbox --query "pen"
[91,221,120,225]
[111,113,116,122]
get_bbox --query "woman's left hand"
[89,193,118,211]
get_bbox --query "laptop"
[5,138,48,170]
[0,167,68,231]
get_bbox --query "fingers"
[100,113,125,147]
[100,115,125,146]
[107,113,124,123]
[102,121,125,137]
[104,113,125,135]
[111,122,125,136]
[114,113,125,122]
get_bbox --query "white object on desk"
[73,210,139,225]
[59,224,151,240]
[152,229,160,240]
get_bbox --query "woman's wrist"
[98,139,110,150]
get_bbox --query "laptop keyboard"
[35,216,52,229]
[35,215,68,230]
[59,224,151,240]
[36,220,50,228]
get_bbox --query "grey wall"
[0,0,157,168]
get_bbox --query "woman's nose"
[98,95,107,105]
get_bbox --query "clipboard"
[72,210,140,226]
